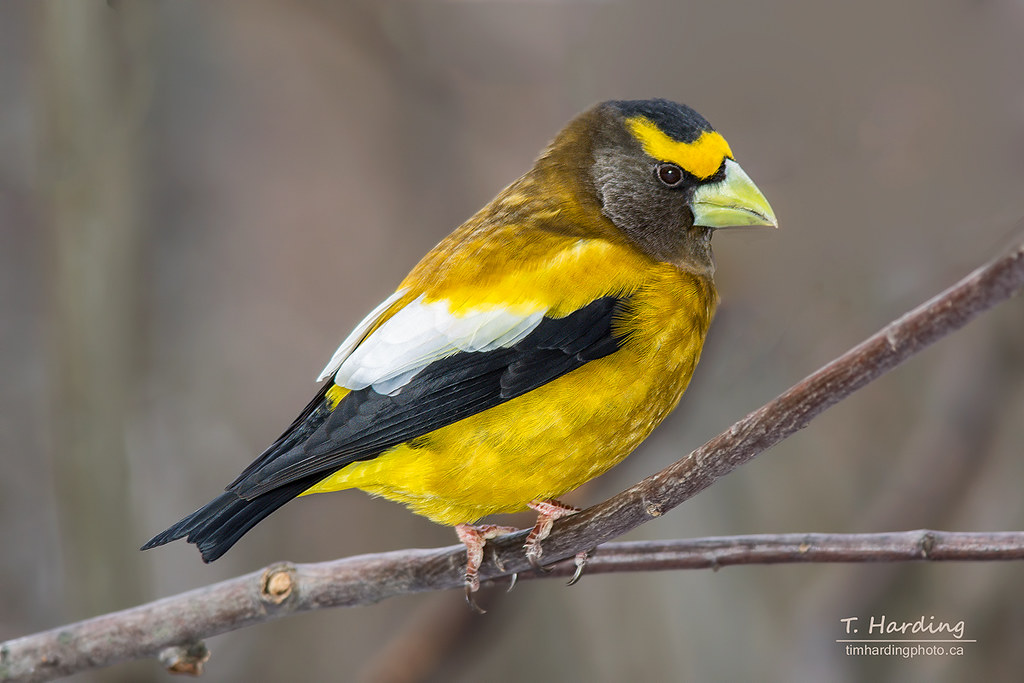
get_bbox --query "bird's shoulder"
[402,226,653,316]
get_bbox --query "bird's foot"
[455,523,518,613]
[524,499,580,572]
[567,548,594,586]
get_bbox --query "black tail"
[140,477,318,562]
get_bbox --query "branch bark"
[3,234,1023,681]
[4,531,1024,682]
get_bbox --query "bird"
[142,98,776,609]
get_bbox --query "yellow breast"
[304,253,717,525]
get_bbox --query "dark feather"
[140,473,323,562]
[143,295,629,560]
[232,296,629,498]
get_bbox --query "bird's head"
[577,98,777,274]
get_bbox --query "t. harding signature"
[840,615,965,640]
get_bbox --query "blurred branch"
[37,0,154,624]
[354,593,481,683]
[2,234,1023,682]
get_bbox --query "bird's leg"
[524,499,581,572]
[455,523,518,613]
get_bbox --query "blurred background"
[3,1,1024,681]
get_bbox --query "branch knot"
[261,564,297,606]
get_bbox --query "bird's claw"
[527,549,554,573]
[566,548,593,586]
[464,582,486,615]
[456,523,520,613]
[489,546,519,592]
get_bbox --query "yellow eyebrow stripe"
[626,116,733,180]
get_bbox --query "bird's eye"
[656,163,684,187]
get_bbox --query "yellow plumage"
[142,98,775,602]
[303,149,719,523]
[304,250,716,525]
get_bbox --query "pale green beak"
[691,158,777,229]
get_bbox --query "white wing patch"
[317,289,409,382]
[325,295,547,396]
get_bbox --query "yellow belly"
[301,268,715,526]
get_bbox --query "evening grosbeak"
[143,98,777,607]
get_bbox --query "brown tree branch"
[3,234,1023,681]
[529,530,1024,576]
[4,531,1024,682]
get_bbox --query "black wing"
[142,295,629,561]
[232,295,629,497]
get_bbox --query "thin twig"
[2,236,1023,682]
[529,530,1024,576]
